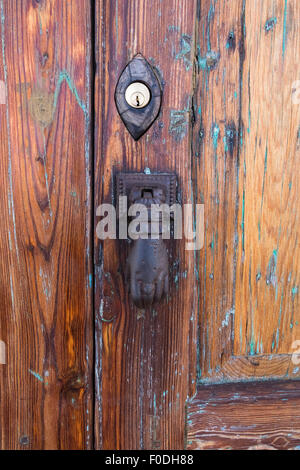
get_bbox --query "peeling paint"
[198,50,220,71]
[28,369,44,383]
[169,100,190,142]
[258,144,268,240]
[54,70,88,118]
[292,286,299,299]
[266,249,278,289]
[211,123,220,150]
[282,0,288,57]
[175,34,192,71]
[265,17,277,32]
[226,31,236,51]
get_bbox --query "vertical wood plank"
[193,0,300,383]
[193,0,244,380]
[95,0,198,449]
[234,0,300,358]
[0,0,92,450]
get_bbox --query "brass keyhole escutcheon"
[125,82,151,109]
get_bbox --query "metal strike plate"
[115,54,162,140]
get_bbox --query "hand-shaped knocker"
[126,187,169,308]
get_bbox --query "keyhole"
[125,82,151,109]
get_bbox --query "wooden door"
[0,0,299,451]
[0,0,93,450]
[186,0,300,450]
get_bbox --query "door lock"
[115,54,162,140]
[125,82,151,109]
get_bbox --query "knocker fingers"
[130,278,143,309]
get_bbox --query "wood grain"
[0,0,299,451]
[95,0,198,450]
[187,380,300,450]
[193,0,300,383]
[235,0,300,358]
[0,0,92,450]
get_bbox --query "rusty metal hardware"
[117,173,177,308]
[114,54,162,140]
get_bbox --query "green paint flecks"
[292,286,299,299]
[39,267,51,301]
[282,0,288,58]
[169,110,188,141]
[249,337,256,356]
[259,144,268,240]
[28,369,44,384]
[241,189,245,252]
[54,71,88,118]
[207,2,215,52]
[212,123,220,150]
[226,31,236,50]
[221,309,235,329]
[169,99,190,142]
[175,34,192,71]
[274,290,284,352]
[198,50,220,71]
[211,123,220,205]
[265,17,277,33]
[30,71,88,128]
[247,98,251,133]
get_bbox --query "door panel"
[194,0,300,383]
[187,381,300,450]
[187,0,300,451]
[0,0,92,450]
[95,0,198,450]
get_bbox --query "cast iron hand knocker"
[126,187,169,309]
[117,174,177,309]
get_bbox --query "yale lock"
[125,82,151,109]
[115,54,162,140]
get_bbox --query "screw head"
[125,82,151,109]
[20,435,29,446]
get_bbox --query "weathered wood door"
[0,0,299,451]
